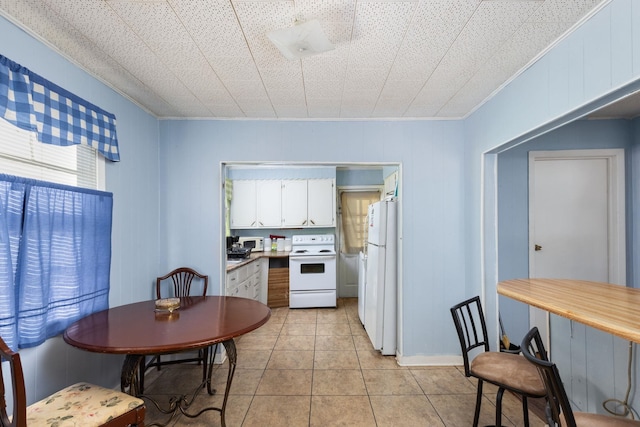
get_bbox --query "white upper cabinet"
[256,180,282,227]
[384,171,398,196]
[281,180,308,227]
[231,178,335,229]
[307,179,335,227]
[230,180,257,227]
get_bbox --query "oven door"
[289,255,336,291]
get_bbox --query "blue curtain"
[0,180,26,349]
[0,54,120,161]
[0,174,112,350]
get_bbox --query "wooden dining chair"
[450,296,546,427]
[521,327,640,426]
[0,336,145,427]
[139,267,209,394]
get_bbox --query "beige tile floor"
[142,298,547,427]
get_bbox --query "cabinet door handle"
[310,219,315,225]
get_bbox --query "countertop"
[498,278,640,343]
[226,251,290,272]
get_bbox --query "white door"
[528,149,626,344]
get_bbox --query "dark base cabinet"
[268,258,289,308]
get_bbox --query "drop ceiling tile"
[224,80,268,98]
[317,22,353,53]
[340,90,379,105]
[528,0,602,23]
[273,105,309,118]
[171,0,251,57]
[340,105,374,118]
[235,96,273,108]
[295,0,356,23]
[403,104,439,117]
[303,63,347,81]
[352,1,415,42]
[344,67,388,84]
[371,105,410,118]
[410,82,460,110]
[213,57,262,81]
[308,105,341,117]
[107,1,189,45]
[266,89,306,103]
[233,0,293,38]
[259,65,303,81]
[262,81,304,98]
[379,80,423,99]
[204,104,246,118]
[307,98,341,108]
[243,108,277,118]
[304,81,343,99]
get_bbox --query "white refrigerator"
[364,198,397,355]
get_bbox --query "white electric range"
[289,234,337,308]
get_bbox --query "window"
[340,190,381,254]
[0,118,102,189]
[0,120,111,351]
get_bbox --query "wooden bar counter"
[498,278,640,343]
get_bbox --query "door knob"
[534,244,542,251]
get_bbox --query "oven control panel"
[292,234,334,245]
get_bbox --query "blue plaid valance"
[0,54,120,161]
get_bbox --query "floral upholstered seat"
[25,382,145,426]
[0,334,145,427]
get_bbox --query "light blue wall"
[0,15,160,401]
[158,119,466,359]
[467,0,640,415]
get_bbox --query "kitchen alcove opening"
[219,160,402,307]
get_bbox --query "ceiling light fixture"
[267,19,334,60]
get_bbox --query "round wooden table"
[64,296,271,426]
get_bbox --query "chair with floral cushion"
[0,336,145,427]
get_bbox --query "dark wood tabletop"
[63,296,271,354]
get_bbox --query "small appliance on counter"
[226,235,252,259]
[238,236,264,252]
[227,247,251,259]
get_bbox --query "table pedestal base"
[121,339,237,427]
